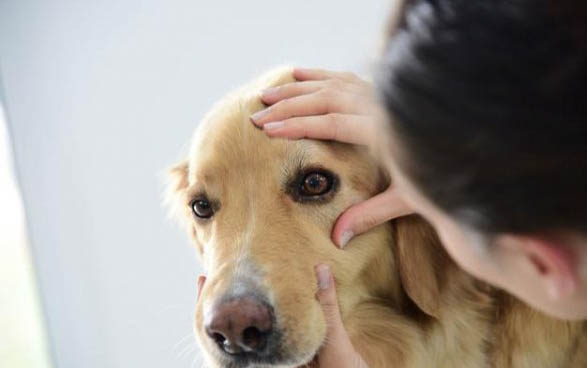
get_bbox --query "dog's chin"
[206,345,320,368]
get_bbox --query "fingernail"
[316,265,331,290]
[340,230,354,248]
[250,108,270,123]
[261,87,279,99]
[263,121,284,130]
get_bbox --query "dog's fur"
[166,68,587,368]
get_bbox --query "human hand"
[313,264,369,368]
[251,68,382,145]
[251,68,413,247]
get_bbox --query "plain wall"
[0,1,392,367]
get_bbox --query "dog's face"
[167,69,404,368]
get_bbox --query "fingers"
[260,81,323,105]
[262,114,375,145]
[314,265,366,368]
[252,92,329,126]
[251,67,379,148]
[252,89,360,127]
[332,187,414,248]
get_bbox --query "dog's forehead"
[189,108,287,176]
[187,100,358,182]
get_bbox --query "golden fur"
[166,68,587,368]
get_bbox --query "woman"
[251,0,587,366]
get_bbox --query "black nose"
[205,295,274,355]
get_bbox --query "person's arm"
[251,68,413,247]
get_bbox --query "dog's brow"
[280,142,311,185]
[185,166,218,197]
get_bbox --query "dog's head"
[166,68,448,368]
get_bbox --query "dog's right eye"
[191,198,214,219]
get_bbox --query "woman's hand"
[313,264,369,368]
[251,68,413,247]
[251,68,381,144]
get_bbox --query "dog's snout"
[205,295,274,355]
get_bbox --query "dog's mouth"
[216,353,285,368]
[213,349,318,368]
[206,329,320,368]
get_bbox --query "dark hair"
[377,0,587,235]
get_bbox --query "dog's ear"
[167,159,189,190]
[163,159,189,222]
[163,159,207,258]
[394,215,450,318]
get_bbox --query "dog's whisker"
[173,331,198,362]
[190,351,205,368]
[178,343,196,360]
[173,331,195,351]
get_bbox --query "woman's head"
[377,0,587,319]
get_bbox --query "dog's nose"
[205,295,274,355]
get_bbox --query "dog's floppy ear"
[163,159,207,258]
[393,215,450,318]
[163,159,189,222]
[167,159,189,191]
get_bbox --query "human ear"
[496,234,579,300]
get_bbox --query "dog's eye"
[287,168,338,203]
[301,172,331,196]
[192,198,214,219]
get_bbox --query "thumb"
[315,265,347,339]
[332,186,413,248]
[315,265,366,368]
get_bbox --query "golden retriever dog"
[165,68,587,368]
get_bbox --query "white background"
[0,1,392,367]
